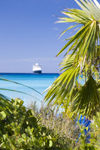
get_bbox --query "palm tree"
[45,0,100,118]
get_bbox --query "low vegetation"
[0,97,100,149]
[0,98,74,150]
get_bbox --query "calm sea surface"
[0,73,59,106]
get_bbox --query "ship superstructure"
[33,63,42,74]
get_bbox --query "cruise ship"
[32,63,42,74]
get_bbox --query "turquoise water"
[0,73,59,106]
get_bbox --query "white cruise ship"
[32,63,42,74]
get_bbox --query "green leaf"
[0,111,6,120]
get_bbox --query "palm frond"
[0,88,34,97]
[0,77,42,95]
[45,0,100,118]
[45,55,81,104]
[0,77,43,101]
[57,0,100,62]
[71,76,100,117]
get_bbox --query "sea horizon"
[0,72,59,74]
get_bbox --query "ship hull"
[33,70,42,74]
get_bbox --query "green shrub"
[0,98,73,150]
[1,97,100,150]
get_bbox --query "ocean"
[0,73,59,107]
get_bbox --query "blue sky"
[0,0,78,73]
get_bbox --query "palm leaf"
[0,77,42,95]
[0,88,34,97]
[0,76,43,102]
[45,0,100,118]
[71,76,100,117]
[45,55,81,104]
